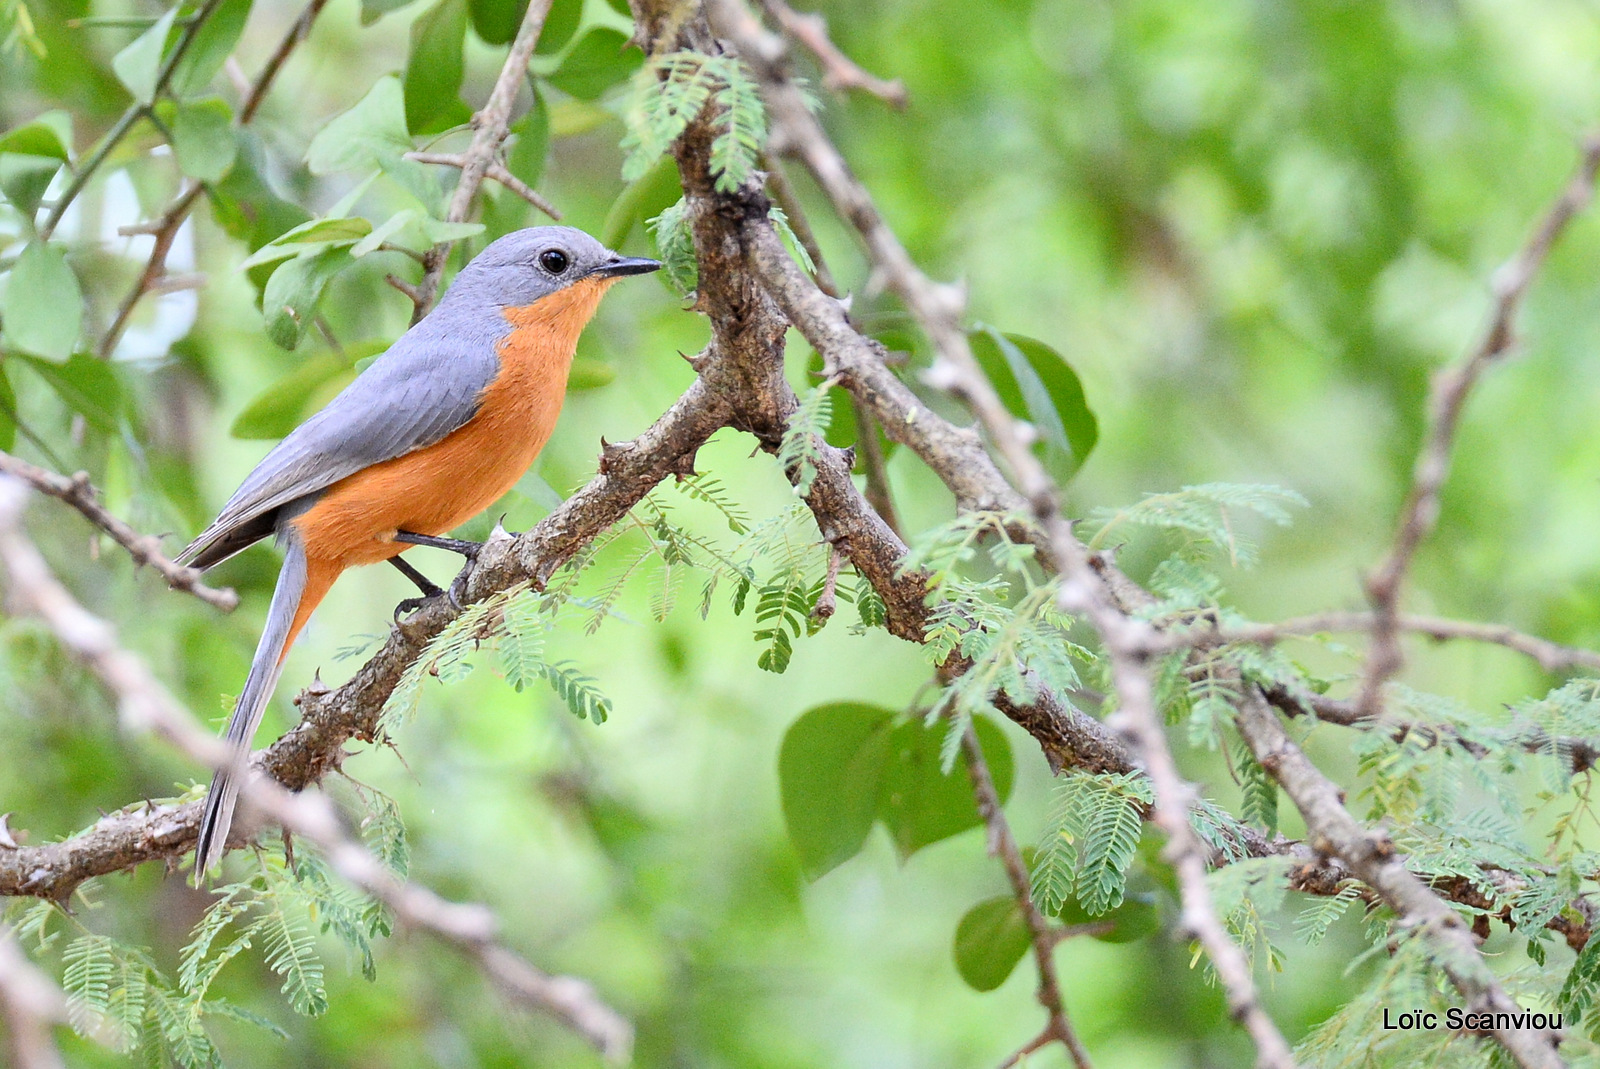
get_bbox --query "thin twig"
[1357,134,1600,719]
[408,0,556,323]
[755,0,906,106]
[0,476,632,1061]
[962,729,1094,1069]
[0,450,236,609]
[405,152,560,219]
[0,929,70,1069]
[1235,692,1565,1069]
[1205,610,1600,675]
[37,0,228,241]
[810,542,842,622]
[99,0,334,358]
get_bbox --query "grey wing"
[179,316,503,570]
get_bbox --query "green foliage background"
[5,0,1600,1065]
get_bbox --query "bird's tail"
[194,532,336,881]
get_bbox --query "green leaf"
[778,702,896,879]
[600,154,682,250]
[1050,890,1162,943]
[170,0,252,98]
[111,7,178,104]
[3,241,81,361]
[879,713,1013,860]
[0,113,70,159]
[230,352,361,438]
[167,97,237,181]
[240,216,375,268]
[261,247,353,350]
[531,0,580,54]
[18,353,123,430]
[208,133,313,253]
[361,0,423,25]
[404,0,470,135]
[547,29,641,100]
[567,358,615,390]
[305,76,436,210]
[647,196,696,295]
[969,326,1098,479]
[466,0,524,44]
[952,896,1031,992]
[0,116,69,219]
[506,90,549,188]
[0,363,16,450]
[0,154,62,220]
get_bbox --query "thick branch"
[0,478,632,1059]
[0,449,236,610]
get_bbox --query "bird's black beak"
[592,256,662,279]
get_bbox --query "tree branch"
[0,477,633,1060]
[36,0,229,242]
[962,729,1094,1069]
[98,0,335,358]
[0,449,236,610]
[405,152,560,219]
[1235,691,1565,1069]
[0,928,70,1069]
[1357,135,1600,719]
[408,0,556,322]
[755,0,906,106]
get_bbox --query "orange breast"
[292,276,617,569]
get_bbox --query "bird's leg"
[389,555,445,621]
[393,531,482,611]
[393,531,483,558]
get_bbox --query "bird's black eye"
[539,249,570,275]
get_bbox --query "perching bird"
[179,226,660,877]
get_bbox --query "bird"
[178,225,661,878]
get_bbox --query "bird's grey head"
[440,226,660,310]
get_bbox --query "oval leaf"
[779,702,897,879]
[404,0,470,135]
[3,241,82,362]
[969,327,1098,479]
[953,896,1031,992]
[547,29,642,100]
[170,0,252,98]
[18,354,123,431]
[261,248,353,350]
[112,8,178,104]
[169,98,238,182]
[879,713,1013,860]
[230,353,356,439]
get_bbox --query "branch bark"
[0,449,236,610]
[0,477,632,1060]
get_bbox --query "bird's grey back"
[180,298,507,569]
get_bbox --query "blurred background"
[4,0,1600,1065]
